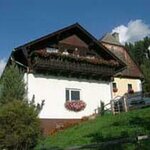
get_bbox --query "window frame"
[112,82,117,89]
[128,84,133,91]
[65,88,81,101]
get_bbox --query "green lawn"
[36,107,150,149]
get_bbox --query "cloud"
[0,58,6,77]
[112,19,150,44]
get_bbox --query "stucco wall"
[112,77,142,98]
[25,73,111,119]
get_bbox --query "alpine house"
[5,23,126,134]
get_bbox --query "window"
[112,82,117,89]
[46,47,58,53]
[128,84,132,91]
[112,82,118,92]
[66,89,80,101]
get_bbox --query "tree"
[141,60,150,92]
[125,36,150,93]
[0,64,26,104]
[0,100,41,150]
[0,64,44,149]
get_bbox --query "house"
[100,33,144,99]
[6,23,126,134]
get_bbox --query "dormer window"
[46,47,58,53]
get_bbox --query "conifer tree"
[125,36,150,92]
[0,64,26,104]
[0,64,44,149]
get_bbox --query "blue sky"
[0,0,150,74]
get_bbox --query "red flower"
[113,88,118,93]
[128,89,134,94]
[65,100,86,112]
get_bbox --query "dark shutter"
[66,89,69,101]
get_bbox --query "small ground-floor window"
[66,88,80,101]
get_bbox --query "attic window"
[46,47,58,53]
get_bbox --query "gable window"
[66,88,80,101]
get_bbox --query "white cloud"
[112,19,150,44]
[0,58,6,77]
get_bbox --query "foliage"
[0,64,26,104]
[0,100,41,150]
[125,36,150,92]
[0,64,44,150]
[125,37,150,66]
[31,50,119,67]
[35,107,150,149]
[141,60,150,92]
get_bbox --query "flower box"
[113,88,118,93]
[65,100,86,112]
[128,89,134,94]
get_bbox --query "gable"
[14,23,124,63]
[101,33,122,46]
[60,34,88,48]
[11,23,126,80]
[101,42,143,79]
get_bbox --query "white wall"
[25,73,111,119]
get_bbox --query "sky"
[0,0,150,75]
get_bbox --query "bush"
[0,100,41,150]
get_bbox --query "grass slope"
[36,107,150,149]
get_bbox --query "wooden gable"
[101,42,143,79]
[60,34,88,48]
[12,23,126,80]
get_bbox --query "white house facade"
[26,73,112,119]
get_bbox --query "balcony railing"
[31,56,116,79]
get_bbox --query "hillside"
[36,107,150,149]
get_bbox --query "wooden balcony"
[31,56,116,80]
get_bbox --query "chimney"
[112,32,120,42]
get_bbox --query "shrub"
[0,100,41,150]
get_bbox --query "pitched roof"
[100,35,144,79]
[13,23,126,70]
[101,33,122,46]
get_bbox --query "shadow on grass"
[129,116,150,133]
[85,131,130,150]
[36,145,63,150]
[84,116,150,150]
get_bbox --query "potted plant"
[128,89,134,94]
[113,88,118,93]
